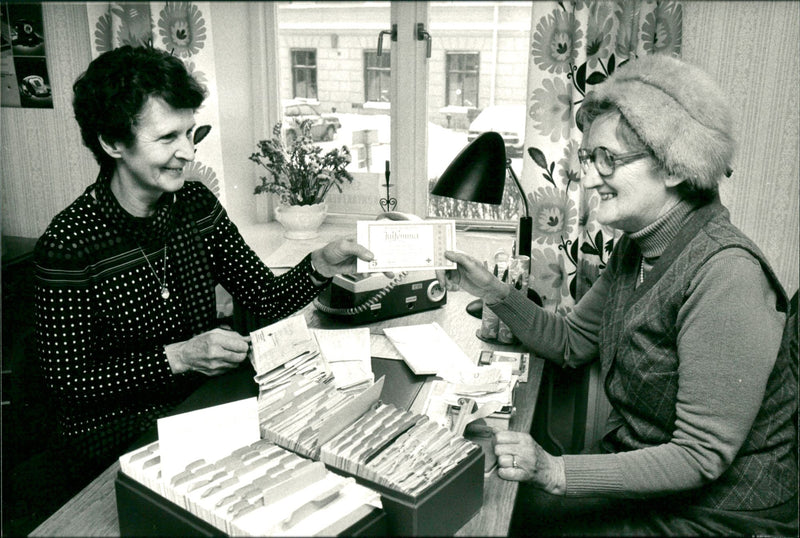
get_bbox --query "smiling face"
[580,112,682,232]
[102,96,196,215]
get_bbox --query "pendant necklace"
[637,256,646,286]
[140,244,170,300]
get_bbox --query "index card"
[250,314,319,375]
[356,219,457,273]
[312,328,373,390]
[157,397,260,484]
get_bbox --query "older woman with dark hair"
[31,45,373,506]
[438,54,796,536]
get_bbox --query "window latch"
[416,23,431,59]
[377,24,397,56]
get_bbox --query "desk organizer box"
[115,439,483,537]
[115,398,484,536]
[115,439,386,537]
[115,358,485,536]
[115,447,482,537]
[328,446,484,536]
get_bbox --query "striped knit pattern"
[599,201,796,510]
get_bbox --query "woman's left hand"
[494,431,566,495]
[310,236,375,278]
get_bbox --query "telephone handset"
[312,212,447,324]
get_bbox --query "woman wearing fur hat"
[438,54,796,536]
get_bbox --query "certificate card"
[356,220,457,273]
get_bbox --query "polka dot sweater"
[34,178,325,457]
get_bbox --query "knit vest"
[599,200,797,510]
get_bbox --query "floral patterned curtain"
[85,1,225,205]
[522,0,682,313]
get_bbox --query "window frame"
[255,1,527,224]
[445,51,479,108]
[290,48,318,100]
[364,49,391,104]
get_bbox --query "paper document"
[382,322,474,375]
[312,328,374,390]
[356,220,456,272]
[250,314,318,375]
[157,397,260,483]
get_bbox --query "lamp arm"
[506,160,529,218]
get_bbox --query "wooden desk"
[32,224,543,537]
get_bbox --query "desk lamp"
[431,131,532,318]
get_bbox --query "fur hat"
[578,54,735,190]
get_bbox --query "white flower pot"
[274,202,328,239]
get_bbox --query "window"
[445,52,478,107]
[269,2,532,222]
[291,49,317,99]
[364,50,391,103]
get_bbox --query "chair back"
[783,290,798,430]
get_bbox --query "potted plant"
[251,120,354,239]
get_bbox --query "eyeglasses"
[577,147,649,178]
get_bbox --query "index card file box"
[115,449,481,537]
[332,446,485,537]
[115,439,386,537]
[115,471,387,536]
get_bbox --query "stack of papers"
[250,315,375,397]
[421,363,518,431]
[312,328,373,391]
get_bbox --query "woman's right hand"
[164,328,251,376]
[436,250,510,305]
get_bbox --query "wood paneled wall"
[683,0,799,295]
[2,2,798,294]
[1,3,95,240]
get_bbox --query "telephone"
[313,212,447,324]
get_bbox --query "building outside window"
[291,49,317,100]
[364,50,390,103]
[274,1,532,222]
[445,52,479,108]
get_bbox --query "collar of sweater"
[628,199,694,261]
[91,173,175,245]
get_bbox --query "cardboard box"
[115,470,387,537]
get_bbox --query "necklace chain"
[638,256,646,285]
[139,244,170,300]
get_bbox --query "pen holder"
[478,301,499,340]
[496,256,530,344]
[509,255,530,291]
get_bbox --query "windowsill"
[283,97,320,106]
[363,101,390,110]
[439,105,475,115]
[238,220,515,271]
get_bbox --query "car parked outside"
[467,104,526,157]
[283,103,341,144]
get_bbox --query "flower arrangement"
[251,121,354,206]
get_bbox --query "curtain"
[85,1,226,206]
[521,0,682,313]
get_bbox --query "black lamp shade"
[431,131,507,205]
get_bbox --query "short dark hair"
[72,45,206,174]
